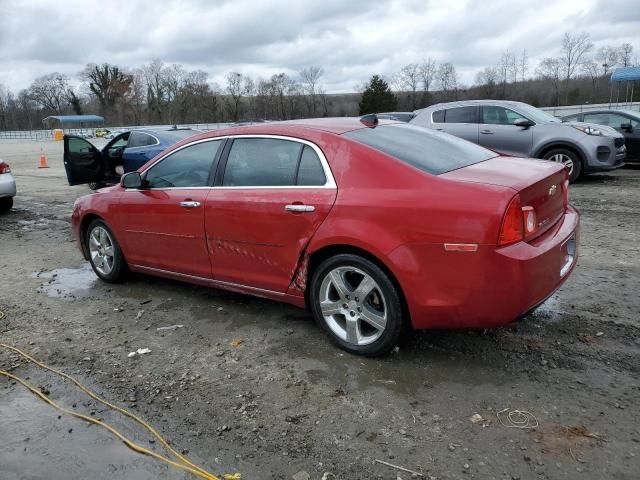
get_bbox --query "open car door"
[63,135,105,186]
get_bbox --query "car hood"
[562,121,624,138]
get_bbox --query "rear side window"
[223,139,328,187]
[445,106,478,123]
[224,138,301,186]
[344,124,497,175]
[432,110,445,123]
[128,132,157,148]
[145,140,221,188]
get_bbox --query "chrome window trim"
[133,134,337,191]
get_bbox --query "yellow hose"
[0,308,231,479]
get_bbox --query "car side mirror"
[514,118,535,128]
[121,171,143,189]
[620,123,633,132]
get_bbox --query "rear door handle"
[285,204,315,213]
[179,201,201,208]
[480,130,494,135]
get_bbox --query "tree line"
[0,32,637,130]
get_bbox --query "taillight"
[0,161,10,174]
[562,179,569,210]
[498,195,537,246]
[499,195,524,245]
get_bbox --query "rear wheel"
[86,219,127,282]
[543,148,582,183]
[310,254,404,356]
[0,197,13,212]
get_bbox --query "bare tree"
[596,46,618,74]
[398,63,421,109]
[560,32,593,81]
[418,58,437,106]
[582,60,601,96]
[498,52,517,96]
[436,63,458,99]
[519,50,529,82]
[474,66,499,97]
[300,66,323,116]
[27,73,71,114]
[619,43,634,67]
[536,57,562,105]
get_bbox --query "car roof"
[134,128,200,142]
[416,99,529,112]
[221,117,402,135]
[562,109,640,118]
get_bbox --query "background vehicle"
[63,127,198,188]
[0,160,16,212]
[561,110,640,163]
[411,100,626,182]
[376,112,415,122]
[68,117,578,356]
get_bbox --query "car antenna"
[359,114,378,128]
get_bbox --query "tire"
[310,254,404,356]
[88,182,106,191]
[86,219,128,283]
[542,148,582,183]
[0,197,13,213]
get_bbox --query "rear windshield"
[344,124,497,175]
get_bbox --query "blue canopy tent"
[609,67,640,108]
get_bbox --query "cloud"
[0,0,638,93]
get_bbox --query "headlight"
[572,125,602,136]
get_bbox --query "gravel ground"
[1,139,639,480]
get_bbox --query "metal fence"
[0,123,232,141]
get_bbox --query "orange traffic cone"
[38,148,49,168]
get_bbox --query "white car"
[0,159,16,212]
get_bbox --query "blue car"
[63,127,199,188]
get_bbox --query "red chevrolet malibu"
[67,117,579,356]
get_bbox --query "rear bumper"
[0,173,16,198]
[389,207,580,329]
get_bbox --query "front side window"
[481,106,528,125]
[445,106,478,124]
[223,138,327,187]
[145,140,221,188]
[344,124,497,175]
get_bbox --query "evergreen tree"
[359,75,397,114]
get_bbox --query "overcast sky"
[1,0,639,94]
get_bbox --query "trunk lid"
[442,156,568,239]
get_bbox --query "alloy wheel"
[318,266,388,346]
[88,226,115,276]
[549,153,574,175]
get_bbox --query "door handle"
[179,201,201,208]
[285,204,315,213]
[480,130,494,134]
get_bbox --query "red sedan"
[68,117,579,356]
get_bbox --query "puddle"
[0,386,189,479]
[33,264,98,300]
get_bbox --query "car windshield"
[344,124,498,175]
[513,104,561,123]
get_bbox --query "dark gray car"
[411,100,626,182]
[561,110,640,162]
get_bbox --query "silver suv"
[411,100,626,182]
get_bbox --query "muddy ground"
[0,139,639,480]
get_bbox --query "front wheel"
[543,148,582,183]
[310,254,405,356]
[86,219,128,282]
[0,197,13,212]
